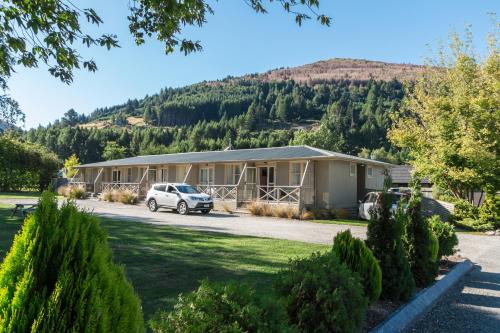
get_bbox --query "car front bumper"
[188,202,214,210]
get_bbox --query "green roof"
[78,145,393,168]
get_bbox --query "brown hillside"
[250,58,425,83]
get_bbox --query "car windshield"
[176,185,199,194]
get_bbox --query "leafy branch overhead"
[0,0,330,84]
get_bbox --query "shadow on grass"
[100,217,328,320]
[0,205,327,321]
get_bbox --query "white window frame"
[349,163,357,177]
[160,168,169,182]
[112,169,121,183]
[289,162,304,186]
[225,164,242,185]
[199,166,214,185]
[367,166,373,178]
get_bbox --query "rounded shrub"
[150,280,291,333]
[0,192,144,332]
[427,215,458,258]
[275,252,367,333]
[479,194,500,229]
[332,229,382,303]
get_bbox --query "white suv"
[146,183,213,215]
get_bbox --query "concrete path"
[2,198,499,332]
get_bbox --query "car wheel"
[201,209,210,214]
[177,201,188,215]
[148,199,158,212]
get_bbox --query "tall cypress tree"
[366,177,415,301]
[0,193,144,332]
[401,179,439,287]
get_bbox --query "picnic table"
[11,203,38,218]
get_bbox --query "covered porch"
[72,159,315,210]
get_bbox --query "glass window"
[225,164,241,185]
[268,167,275,185]
[367,167,373,178]
[154,185,166,192]
[161,168,169,182]
[112,170,121,183]
[290,162,302,186]
[127,168,132,182]
[176,185,200,194]
[350,163,356,177]
[200,167,214,185]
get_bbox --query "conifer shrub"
[366,187,415,301]
[150,280,291,333]
[401,183,439,287]
[427,215,458,258]
[275,252,367,333]
[0,193,144,332]
[332,230,382,303]
[479,194,500,229]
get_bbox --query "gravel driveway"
[2,198,499,332]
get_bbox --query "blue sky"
[7,0,498,128]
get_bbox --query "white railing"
[197,184,238,201]
[102,182,140,193]
[256,185,301,204]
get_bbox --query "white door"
[165,185,179,207]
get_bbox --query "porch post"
[235,163,248,205]
[69,168,81,183]
[93,168,104,193]
[139,166,149,196]
[183,164,193,183]
[299,160,311,210]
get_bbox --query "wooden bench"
[11,204,38,218]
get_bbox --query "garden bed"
[362,257,463,332]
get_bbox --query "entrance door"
[244,167,257,201]
[258,166,275,199]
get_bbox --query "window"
[154,185,166,192]
[112,170,121,183]
[176,165,187,182]
[200,167,214,185]
[350,163,357,177]
[225,164,241,185]
[367,166,373,178]
[160,168,169,182]
[127,168,132,182]
[290,162,303,186]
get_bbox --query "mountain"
[245,58,424,83]
[25,58,418,164]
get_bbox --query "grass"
[0,204,329,321]
[309,218,369,226]
[0,191,41,199]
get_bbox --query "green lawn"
[0,191,41,199]
[0,204,329,321]
[309,218,369,226]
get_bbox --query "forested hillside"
[24,59,418,165]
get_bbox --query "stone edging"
[370,259,474,333]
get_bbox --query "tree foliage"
[63,153,80,178]
[0,135,59,191]
[0,193,144,332]
[24,79,405,163]
[389,29,500,202]
[332,230,382,303]
[366,183,415,301]
[400,181,439,287]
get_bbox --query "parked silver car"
[358,191,408,220]
[146,183,213,215]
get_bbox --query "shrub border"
[371,259,474,333]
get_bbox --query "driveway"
[2,198,499,332]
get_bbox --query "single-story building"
[390,165,431,188]
[71,145,393,210]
